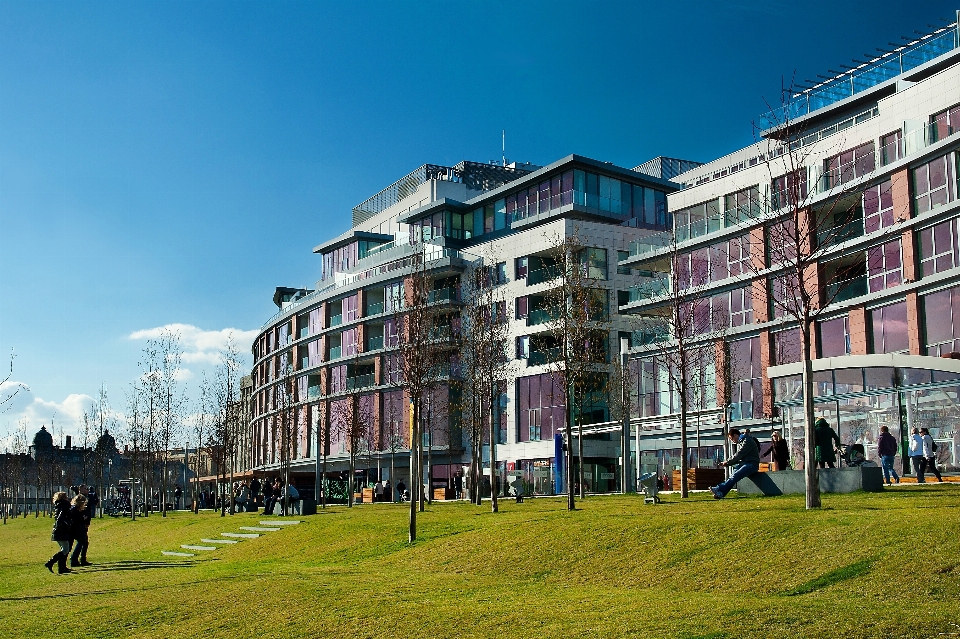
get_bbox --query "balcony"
[367,335,384,351]
[329,315,343,327]
[366,301,384,316]
[528,348,561,366]
[329,346,342,360]
[825,275,867,304]
[528,308,558,326]
[299,326,310,339]
[628,232,672,257]
[428,288,458,303]
[345,374,375,391]
[628,279,670,303]
[528,264,562,286]
[307,385,321,399]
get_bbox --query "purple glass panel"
[923,289,953,345]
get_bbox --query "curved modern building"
[251,156,684,497]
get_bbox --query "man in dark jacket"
[876,425,900,485]
[710,428,760,499]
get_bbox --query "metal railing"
[428,287,458,303]
[826,275,868,304]
[345,374,375,391]
[759,24,958,129]
[527,264,562,285]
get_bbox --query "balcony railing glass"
[826,275,868,304]
[428,288,458,303]
[345,374,375,391]
[329,346,342,360]
[527,264,562,286]
[367,335,384,351]
[528,348,561,366]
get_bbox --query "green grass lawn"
[2,487,959,638]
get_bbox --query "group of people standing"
[45,484,95,574]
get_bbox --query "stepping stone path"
[161,518,302,557]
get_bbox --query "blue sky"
[1,0,956,444]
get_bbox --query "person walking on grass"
[709,428,760,499]
[877,425,900,485]
[909,427,926,482]
[44,492,73,574]
[69,493,91,567]
[920,428,943,483]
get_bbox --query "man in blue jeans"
[876,425,900,485]
[710,428,760,499]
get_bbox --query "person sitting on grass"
[709,428,760,500]
[44,492,73,574]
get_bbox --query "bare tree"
[747,94,900,508]
[630,235,727,498]
[329,372,375,508]
[211,335,243,516]
[395,242,445,541]
[458,255,510,511]
[540,231,611,509]
[0,349,28,412]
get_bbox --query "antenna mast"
[502,130,506,167]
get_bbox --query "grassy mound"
[2,487,959,638]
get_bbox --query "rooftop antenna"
[501,130,506,167]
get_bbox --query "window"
[728,337,763,420]
[384,282,404,313]
[617,251,632,275]
[818,316,850,358]
[773,328,801,365]
[772,170,807,210]
[579,248,607,280]
[863,180,894,234]
[930,104,960,143]
[823,142,875,188]
[517,373,565,442]
[723,186,761,224]
[913,153,956,214]
[922,285,960,356]
[880,130,901,166]
[770,273,799,320]
[674,199,720,241]
[726,235,752,277]
[516,257,528,279]
[919,216,960,277]
[869,301,909,354]
[516,335,530,359]
[727,287,754,327]
[866,239,902,293]
[516,295,529,319]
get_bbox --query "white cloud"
[0,385,97,449]
[128,323,257,367]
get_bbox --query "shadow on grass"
[782,557,874,596]
[79,559,204,573]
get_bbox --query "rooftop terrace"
[759,18,959,130]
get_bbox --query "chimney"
[66,435,72,449]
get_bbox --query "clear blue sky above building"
[1,0,956,442]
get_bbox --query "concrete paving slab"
[162,551,195,557]
[239,526,279,532]
[201,538,238,544]
[259,520,301,526]
[222,532,259,538]
[181,545,217,551]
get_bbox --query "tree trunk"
[801,319,821,509]
[565,393,575,511]
[489,403,498,513]
[679,391,689,499]
[577,418,585,499]
[408,402,418,542]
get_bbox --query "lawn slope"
[1,487,959,639]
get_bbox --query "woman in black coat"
[69,494,91,567]
[44,492,73,574]
[770,430,790,471]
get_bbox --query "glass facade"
[913,152,957,214]
[869,301,909,354]
[919,216,960,277]
[774,366,960,473]
[922,285,960,356]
